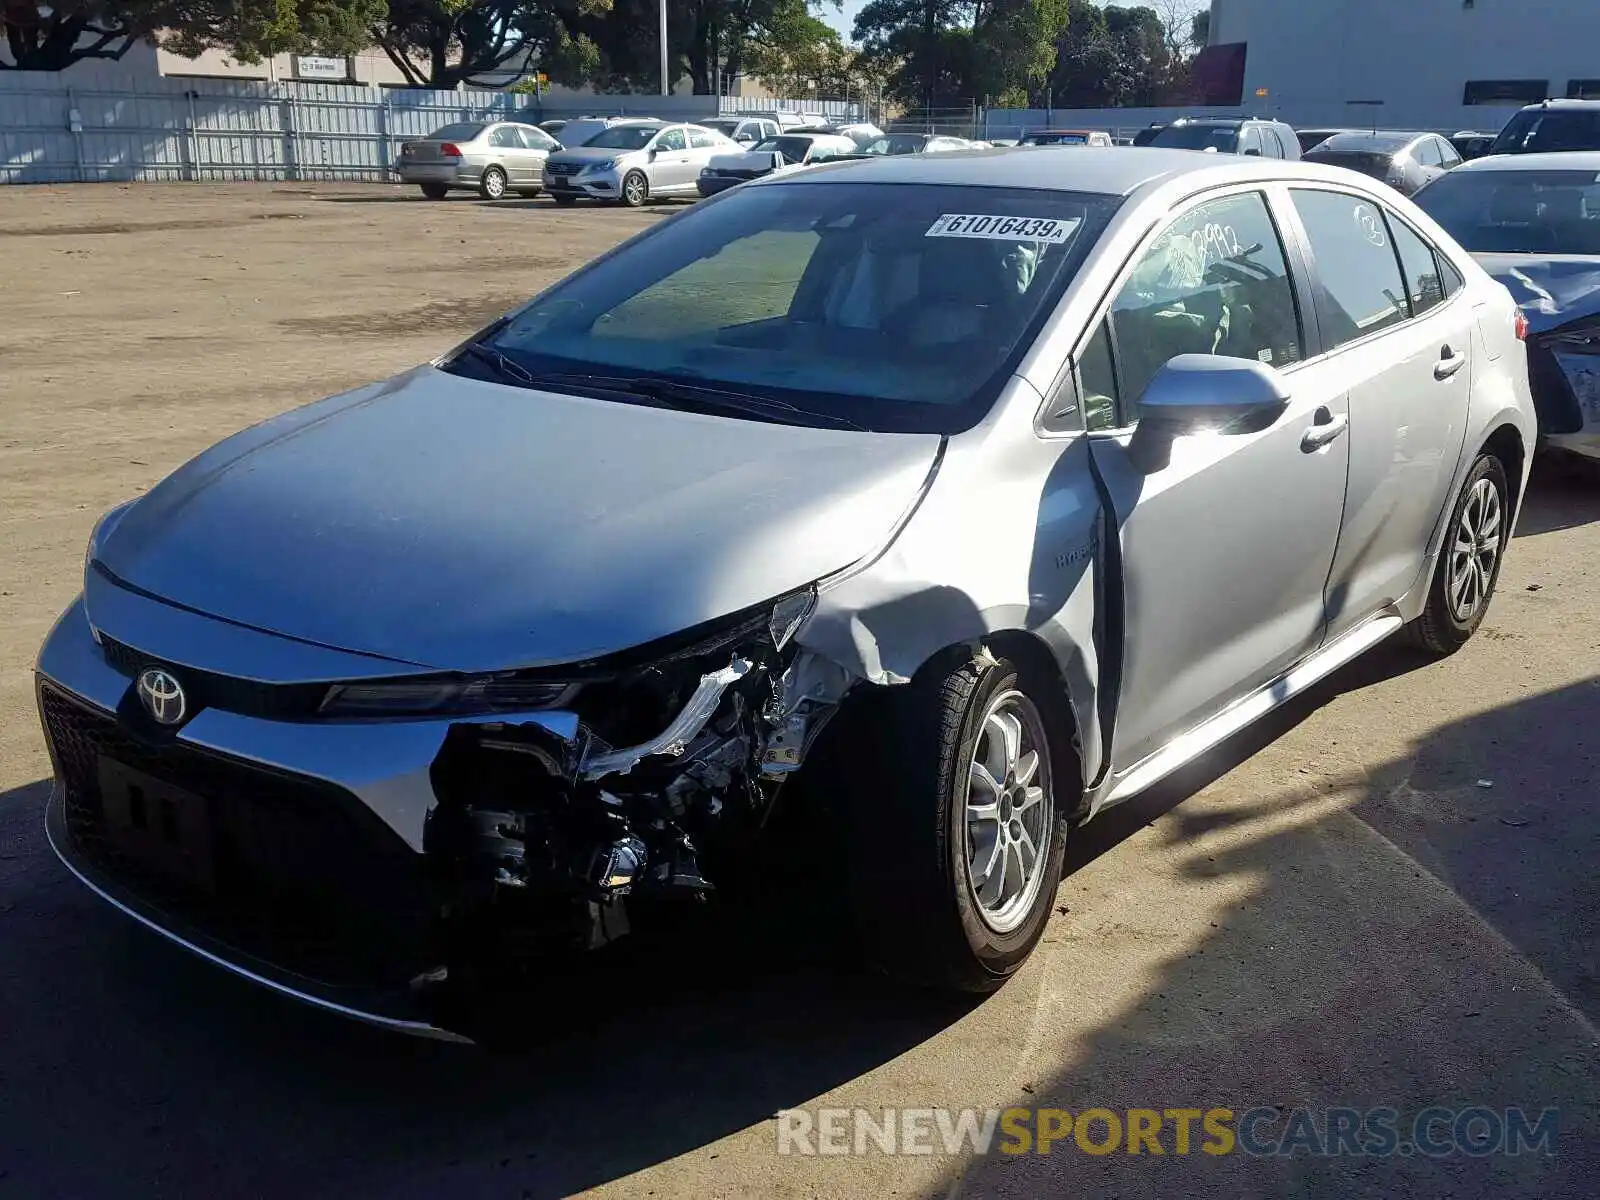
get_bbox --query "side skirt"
[1086,607,1405,817]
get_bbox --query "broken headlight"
[319,674,579,717]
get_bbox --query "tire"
[478,166,508,200]
[419,183,448,200]
[843,650,1070,993]
[1406,452,1510,656]
[620,170,649,208]
[552,193,578,207]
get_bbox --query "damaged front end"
[417,587,854,990]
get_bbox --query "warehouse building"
[1200,0,1600,131]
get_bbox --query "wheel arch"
[904,630,1092,810]
[1481,421,1527,526]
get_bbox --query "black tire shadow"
[0,776,968,1197]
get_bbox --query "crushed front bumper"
[541,165,620,199]
[32,596,581,1042]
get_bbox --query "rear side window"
[490,126,521,149]
[1414,138,1442,167]
[689,128,719,149]
[1387,217,1447,317]
[1098,190,1302,427]
[1290,189,1408,349]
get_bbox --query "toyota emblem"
[136,667,187,726]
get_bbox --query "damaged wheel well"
[915,630,1086,812]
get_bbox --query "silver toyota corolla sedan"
[36,148,1535,1041]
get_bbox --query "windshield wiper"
[454,341,537,386]
[527,372,868,431]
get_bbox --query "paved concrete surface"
[0,184,1596,1199]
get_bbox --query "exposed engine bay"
[420,589,856,983]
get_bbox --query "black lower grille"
[545,163,580,177]
[40,683,433,989]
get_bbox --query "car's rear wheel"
[478,166,508,200]
[552,193,577,207]
[843,650,1069,993]
[1406,452,1510,655]
[419,183,448,200]
[620,171,648,207]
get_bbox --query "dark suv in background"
[1145,117,1302,159]
[1491,99,1600,154]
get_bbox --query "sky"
[821,0,1208,44]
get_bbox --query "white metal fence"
[0,72,863,185]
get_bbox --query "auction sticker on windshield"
[927,214,1080,243]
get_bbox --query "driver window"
[1102,190,1303,426]
[655,127,687,152]
[1236,126,1261,156]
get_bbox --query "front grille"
[98,635,328,719]
[41,683,433,988]
[545,162,581,178]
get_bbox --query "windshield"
[864,135,928,156]
[426,123,485,142]
[1415,169,1600,254]
[584,125,660,150]
[1492,109,1600,154]
[1305,150,1393,177]
[1026,133,1087,145]
[703,120,741,136]
[750,136,814,164]
[1148,124,1239,152]
[457,182,1120,434]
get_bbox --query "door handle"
[1434,345,1466,380]
[1301,406,1349,452]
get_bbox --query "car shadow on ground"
[4,654,1594,1197]
[0,774,970,1197]
[1515,456,1600,536]
[945,661,1600,1199]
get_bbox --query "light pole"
[659,0,669,96]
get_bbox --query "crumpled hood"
[96,367,941,672]
[1475,253,1600,335]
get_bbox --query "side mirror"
[1243,146,1262,156]
[737,134,754,144]
[1126,355,1291,474]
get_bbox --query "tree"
[1,0,381,72]
[853,0,1064,111]
[1189,6,1208,49]
[1047,1,1169,108]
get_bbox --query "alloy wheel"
[624,175,646,206]
[1448,476,1502,622]
[964,690,1053,934]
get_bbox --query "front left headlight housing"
[315,586,816,720]
[320,674,580,717]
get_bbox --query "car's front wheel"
[620,170,649,207]
[844,650,1070,992]
[1407,451,1510,655]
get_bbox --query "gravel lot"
[1,183,1597,1199]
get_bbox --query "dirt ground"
[0,184,1597,1199]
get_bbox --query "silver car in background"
[37,150,1534,1041]
[542,119,737,206]
[397,121,562,200]
[1303,130,1462,196]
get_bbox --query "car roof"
[1515,98,1600,110]
[765,145,1359,197]
[1451,150,1600,173]
[1030,129,1100,135]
